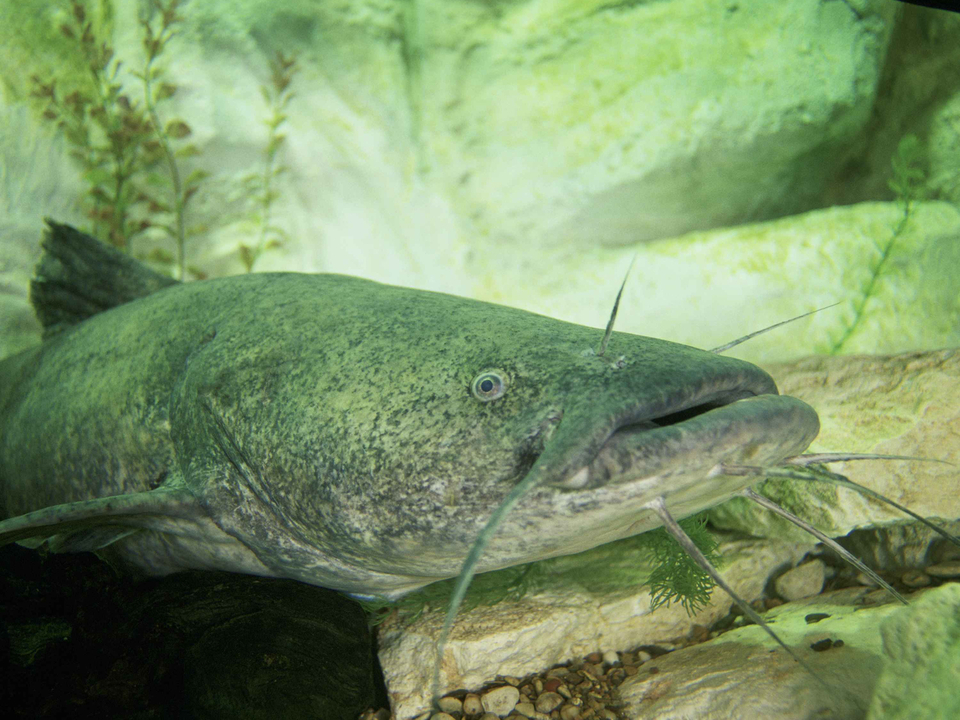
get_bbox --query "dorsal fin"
[29,220,179,338]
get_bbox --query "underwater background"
[1,0,959,365]
[1,1,960,719]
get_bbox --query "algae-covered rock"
[867,582,960,719]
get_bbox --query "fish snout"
[556,393,820,491]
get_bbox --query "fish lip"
[557,391,820,491]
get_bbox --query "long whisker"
[431,465,545,704]
[597,254,637,358]
[785,452,953,467]
[645,496,849,701]
[721,463,960,549]
[710,302,840,354]
[741,487,907,604]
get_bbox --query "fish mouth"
[551,378,820,492]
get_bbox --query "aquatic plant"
[29,0,296,280]
[237,51,298,273]
[29,0,205,280]
[830,134,927,353]
[133,0,208,280]
[30,0,154,250]
[645,515,721,614]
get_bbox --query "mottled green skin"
[0,272,818,596]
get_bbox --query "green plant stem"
[253,140,276,266]
[87,43,132,247]
[829,201,912,354]
[143,56,185,279]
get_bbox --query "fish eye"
[471,371,507,402]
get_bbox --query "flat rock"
[378,538,810,719]
[619,585,912,719]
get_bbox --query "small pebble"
[536,691,564,714]
[431,714,455,720]
[514,702,537,718]
[359,709,391,720]
[543,678,562,693]
[805,612,831,624]
[560,706,581,720]
[901,569,932,588]
[533,677,543,694]
[557,683,572,699]
[503,676,521,686]
[581,663,601,679]
[463,693,484,715]
[438,696,462,714]
[636,650,652,663]
[602,650,619,666]
[926,561,960,578]
[775,559,826,601]
[810,638,837,652]
[586,651,603,663]
[482,685,521,717]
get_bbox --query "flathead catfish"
[0,222,825,601]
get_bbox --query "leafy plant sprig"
[133,0,208,280]
[645,514,721,615]
[238,51,298,272]
[31,0,154,250]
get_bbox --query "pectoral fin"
[0,486,209,552]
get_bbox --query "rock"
[868,583,960,719]
[513,702,538,718]
[0,544,380,720]
[463,693,484,715]
[437,696,462,714]
[924,561,960,578]
[900,569,931,588]
[378,538,810,718]
[3,4,960,371]
[535,691,564,713]
[481,685,520,717]
[619,586,911,718]
[711,349,960,542]
[774,560,826,601]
